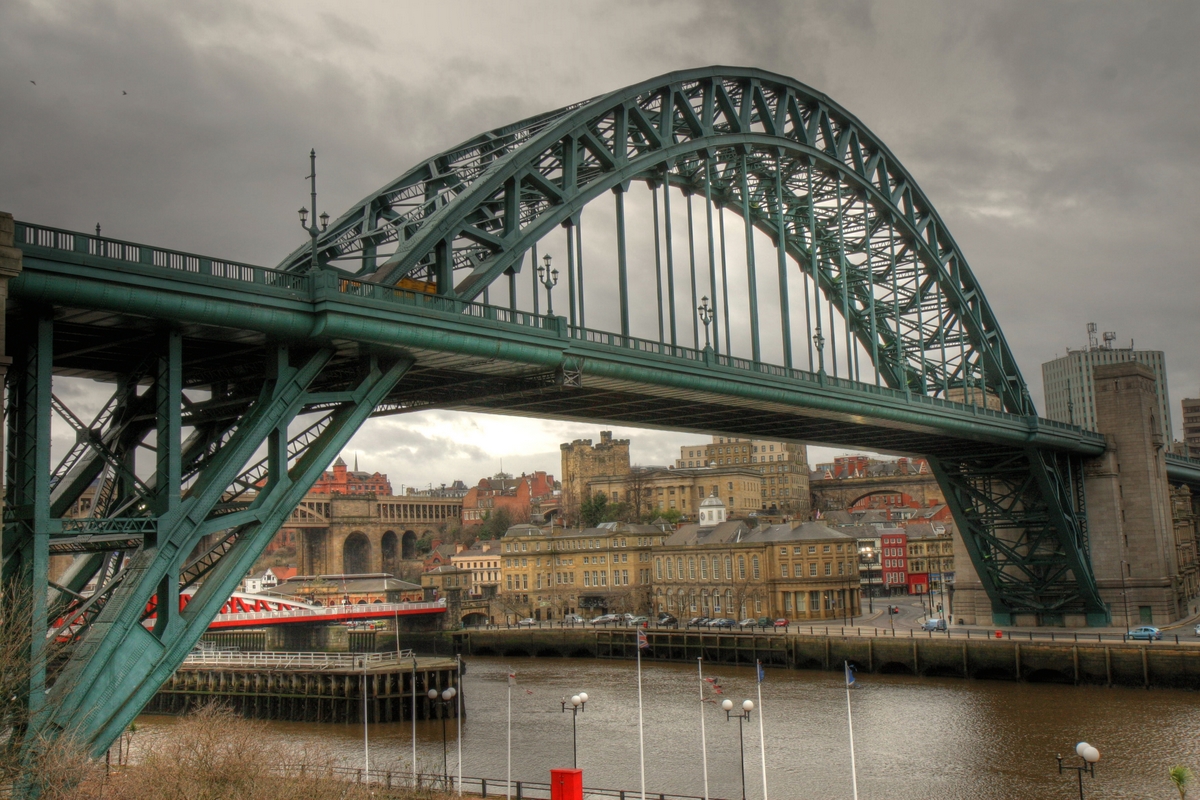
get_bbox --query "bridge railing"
[15,221,311,293]
[183,649,416,669]
[335,277,552,331]
[207,599,446,626]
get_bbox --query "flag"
[637,628,649,650]
[845,663,856,688]
[508,672,516,687]
[757,663,765,683]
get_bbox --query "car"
[921,618,947,632]
[1128,626,1162,640]
[515,618,537,627]
[591,614,621,625]
[1195,623,1200,637]
[686,617,709,628]
[621,613,637,623]
[657,613,678,628]
[757,617,773,628]
[710,618,736,628]
[562,613,584,625]
[773,618,790,628]
[628,615,649,626]
[737,618,757,628]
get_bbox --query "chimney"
[455,543,465,554]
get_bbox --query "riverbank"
[394,628,1200,690]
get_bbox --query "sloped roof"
[744,521,858,543]
[666,520,752,547]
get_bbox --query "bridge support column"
[1085,362,1181,628]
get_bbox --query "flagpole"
[755,660,768,800]
[637,640,647,800]
[845,661,859,800]
[507,674,513,800]
[412,656,418,787]
[698,658,710,800]
[456,655,462,796]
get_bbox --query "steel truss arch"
[282,66,1032,416]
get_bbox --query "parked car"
[628,615,650,626]
[657,613,678,628]
[1194,623,1200,637]
[515,618,537,627]
[773,618,789,628]
[757,617,773,628]
[621,613,637,623]
[686,617,709,628]
[710,618,736,628]
[1128,626,1162,640]
[562,613,584,625]
[921,618,947,632]
[591,613,621,625]
[737,618,757,628]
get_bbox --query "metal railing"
[182,649,416,669]
[16,221,309,292]
[206,599,445,625]
[272,766,730,800]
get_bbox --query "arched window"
[725,557,732,580]
[666,558,674,580]
[738,555,746,580]
[677,557,684,580]
[688,557,696,580]
[752,555,760,579]
[700,557,709,580]
[655,557,663,580]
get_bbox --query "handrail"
[182,649,417,669]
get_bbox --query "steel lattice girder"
[929,449,1104,618]
[280,66,1033,418]
[4,317,412,760]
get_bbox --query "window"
[824,563,832,576]
[838,562,845,575]
[725,557,732,580]
[808,546,816,554]
[810,563,817,576]
[752,556,760,579]
[677,557,685,579]
[823,545,831,553]
[700,558,709,579]
[738,556,746,579]
[781,564,789,578]
[666,559,674,580]
[689,557,696,579]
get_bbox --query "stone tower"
[560,431,630,521]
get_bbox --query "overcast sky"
[3,1,1197,489]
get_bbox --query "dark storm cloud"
[3,0,1196,485]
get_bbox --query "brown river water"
[133,656,1200,800]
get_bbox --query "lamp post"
[1057,742,1100,800]
[297,149,330,272]
[428,686,458,789]
[559,691,588,768]
[1119,559,1131,630]
[721,698,754,800]
[538,254,559,316]
[699,296,714,349]
[813,326,826,379]
[859,546,875,614]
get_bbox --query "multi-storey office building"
[1041,328,1171,444]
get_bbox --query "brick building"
[310,456,393,496]
[880,530,908,594]
[461,471,557,526]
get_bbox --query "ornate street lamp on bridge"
[538,254,559,316]
[699,296,714,349]
[297,149,330,272]
[813,325,826,378]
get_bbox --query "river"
[134,656,1200,799]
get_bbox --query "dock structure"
[146,651,462,723]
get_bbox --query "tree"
[580,492,616,527]
[478,507,514,540]
[625,466,652,523]
[1171,765,1194,800]
[649,507,683,526]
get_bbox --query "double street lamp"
[297,149,330,272]
[721,698,754,800]
[560,691,589,768]
[428,686,458,787]
[699,296,714,349]
[859,546,876,614]
[1057,741,1101,799]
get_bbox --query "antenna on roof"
[1086,322,1098,351]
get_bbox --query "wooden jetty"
[146,650,462,723]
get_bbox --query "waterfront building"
[584,464,762,520]
[497,520,667,621]
[652,495,861,621]
[1184,397,1200,457]
[880,529,908,594]
[904,530,955,596]
[1041,325,1171,444]
[676,436,810,515]
[421,565,474,601]
[450,541,502,597]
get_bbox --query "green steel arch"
[280,66,1034,417]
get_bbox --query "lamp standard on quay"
[428,686,458,788]
[1057,742,1101,800]
[858,546,876,614]
[559,691,588,768]
[721,698,754,800]
[297,149,330,272]
[538,254,559,316]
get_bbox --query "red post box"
[995,630,1003,639]
[551,768,583,800]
